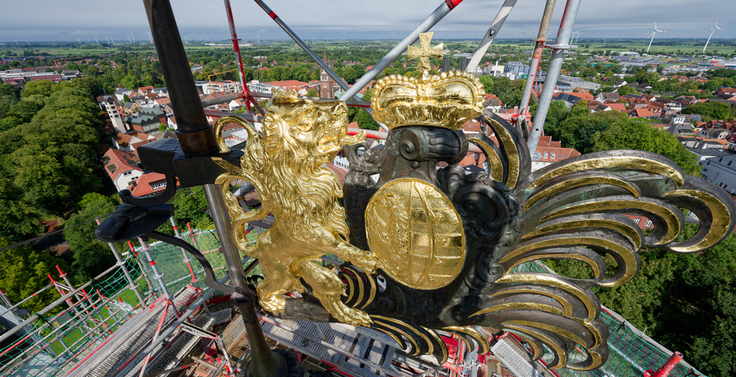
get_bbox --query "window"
[634,218,641,224]
[645,220,652,227]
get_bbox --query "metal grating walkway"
[64,286,200,377]
[260,316,437,377]
[144,312,216,376]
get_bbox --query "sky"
[0,0,734,43]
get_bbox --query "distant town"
[2,39,734,199]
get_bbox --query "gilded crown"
[370,70,485,131]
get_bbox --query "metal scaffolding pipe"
[339,0,465,101]
[137,237,175,305]
[128,242,156,300]
[203,184,247,289]
[97,218,146,306]
[519,0,557,117]
[223,0,264,115]
[465,0,518,73]
[0,263,121,347]
[170,217,200,288]
[120,270,235,376]
[0,284,53,317]
[527,0,582,157]
[251,0,353,97]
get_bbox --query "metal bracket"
[545,43,577,50]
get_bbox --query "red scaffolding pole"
[223,0,264,116]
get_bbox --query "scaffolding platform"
[64,285,201,377]
[143,311,217,376]
[260,316,439,377]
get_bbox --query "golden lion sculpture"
[213,90,377,327]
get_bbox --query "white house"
[102,148,143,192]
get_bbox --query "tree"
[0,83,19,120]
[75,192,117,212]
[541,100,569,139]
[570,100,589,118]
[64,198,118,282]
[6,97,46,124]
[590,116,700,175]
[21,80,55,97]
[84,66,99,78]
[616,85,635,96]
[121,75,140,91]
[355,109,379,131]
[555,111,619,152]
[353,89,380,130]
[682,102,732,122]
[0,238,70,313]
[306,88,318,97]
[492,76,511,97]
[170,186,211,230]
[341,65,358,84]
[478,75,494,94]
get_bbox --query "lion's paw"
[352,253,378,275]
[332,305,373,328]
[259,294,286,315]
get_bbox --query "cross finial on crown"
[407,32,443,76]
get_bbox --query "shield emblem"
[365,178,466,290]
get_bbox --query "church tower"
[320,46,335,99]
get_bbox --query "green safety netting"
[0,260,139,377]
[511,260,706,377]
[0,228,260,377]
[0,229,705,377]
[131,228,263,295]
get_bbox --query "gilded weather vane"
[208,34,736,370]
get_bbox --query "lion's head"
[262,90,364,166]
[253,90,365,240]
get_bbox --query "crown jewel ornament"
[370,33,485,131]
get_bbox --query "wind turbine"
[604,33,608,44]
[703,18,724,53]
[646,22,666,53]
[146,31,153,43]
[575,31,584,44]
[570,30,580,44]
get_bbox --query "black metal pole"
[142,0,217,156]
[140,2,290,376]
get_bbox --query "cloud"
[0,0,734,41]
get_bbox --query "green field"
[567,40,736,56]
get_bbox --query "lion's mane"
[255,95,350,244]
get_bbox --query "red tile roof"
[129,172,179,197]
[567,92,594,103]
[605,103,628,112]
[630,108,657,118]
[103,148,142,182]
